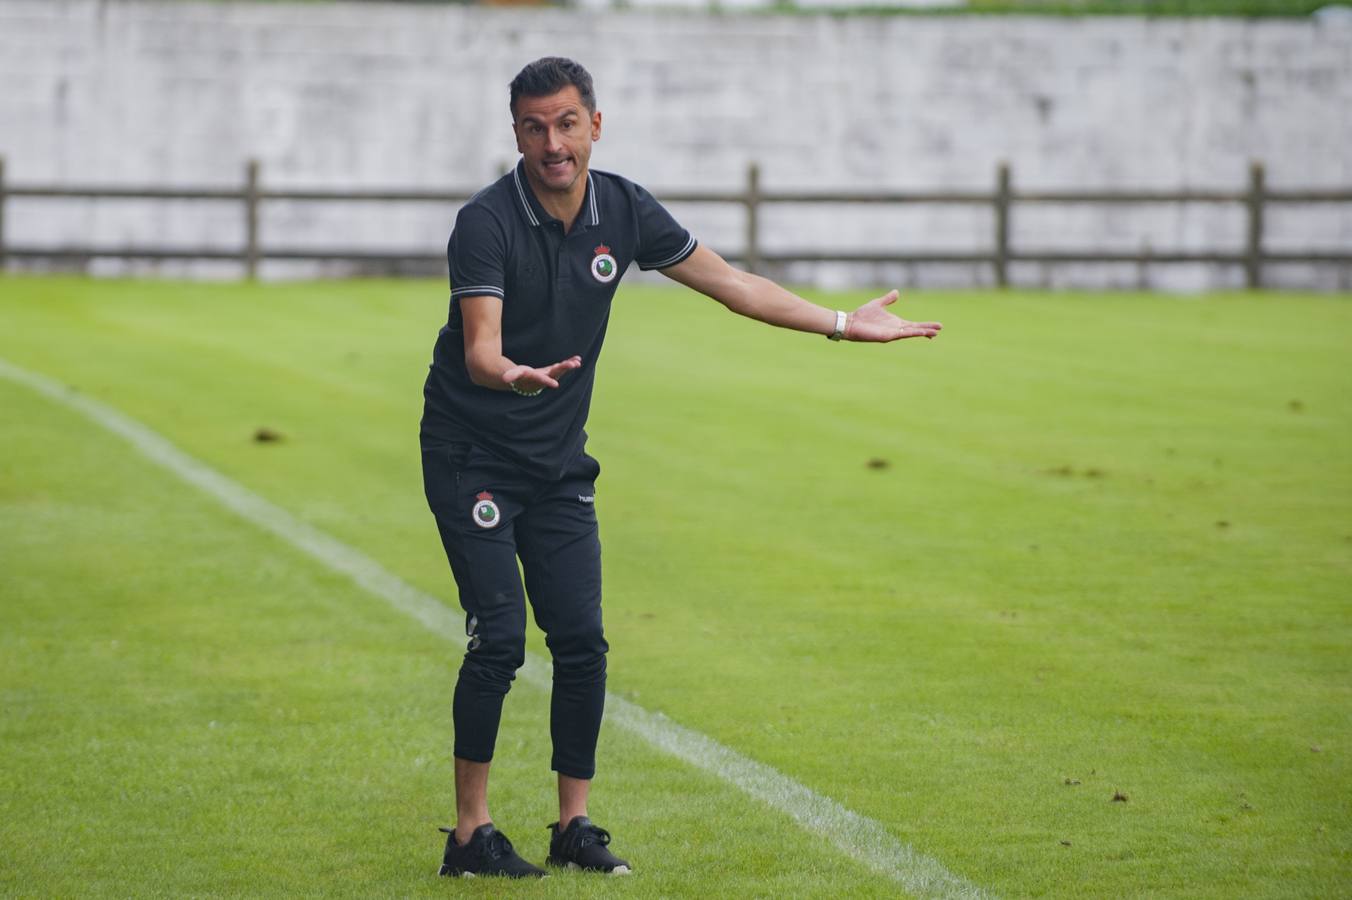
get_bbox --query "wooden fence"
[1,156,1349,287]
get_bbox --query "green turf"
[1,275,1349,897]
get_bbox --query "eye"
[561,119,574,131]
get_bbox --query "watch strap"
[827,309,847,341]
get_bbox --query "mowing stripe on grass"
[0,356,990,900]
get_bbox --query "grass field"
[1,275,1350,897]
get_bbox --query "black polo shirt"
[420,160,698,480]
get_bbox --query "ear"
[591,110,602,142]
[512,119,524,154]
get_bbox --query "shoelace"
[554,821,611,854]
[582,825,611,848]
[482,829,515,861]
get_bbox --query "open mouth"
[543,157,572,176]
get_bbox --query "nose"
[544,127,564,153]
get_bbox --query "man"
[420,57,941,879]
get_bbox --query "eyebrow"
[519,107,581,126]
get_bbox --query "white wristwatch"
[827,310,847,342]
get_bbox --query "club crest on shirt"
[472,491,501,529]
[591,244,618,283]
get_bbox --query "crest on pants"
[472,491,500,529]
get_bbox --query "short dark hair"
[509,57,596,118]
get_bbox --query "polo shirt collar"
[512,159,600,231]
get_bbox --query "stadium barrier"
[1,156,1349,288]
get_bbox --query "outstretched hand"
[502,355,583,392]
[846,290,942,342]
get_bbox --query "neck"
[524,168,587,232]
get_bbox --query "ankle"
[455,817,491,845]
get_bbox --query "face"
[512,86,602,196]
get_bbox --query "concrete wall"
[2,0,1350,289]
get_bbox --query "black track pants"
[422,441,607,780]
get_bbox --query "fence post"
[0,156,7,273]
[994,161,1011,288]
[244,158,261,280]
[744,162,760,276]
[1245,161,1265,290]
[0,156,7,271]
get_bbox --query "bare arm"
[460,295,581,393]
[660,245,941,342]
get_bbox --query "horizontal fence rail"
[1,156,1350,287]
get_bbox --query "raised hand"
[846,290,942,342]
[502,355,583,394]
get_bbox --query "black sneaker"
[437,823,547,878]
[545,816,632,875]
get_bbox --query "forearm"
[465,346,517,390]
[718,270,839,336]
[664,246,938,344]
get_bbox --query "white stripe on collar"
[512,162,599,228]
[512,163,540,227]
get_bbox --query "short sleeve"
[632,184,698,271]
[447,204,507,300]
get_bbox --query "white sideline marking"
[0,357,991,900]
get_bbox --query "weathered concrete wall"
[1,0,1349,288]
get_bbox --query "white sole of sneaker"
[443,867,547,879]
[562,862,632,876]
